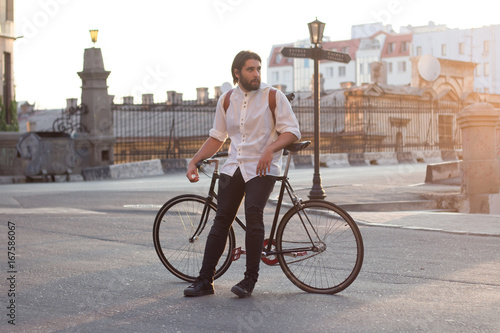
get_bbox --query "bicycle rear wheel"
[153,194,235,282]
[276,200,363,294]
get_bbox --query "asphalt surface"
[0,163,499,332]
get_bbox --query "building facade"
[268,22,500,95]
[407,23,500,94]
[1,0,15,124]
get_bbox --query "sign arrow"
[281,47,313,59]
[320,49,351,63]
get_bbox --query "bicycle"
[153,141,364,294]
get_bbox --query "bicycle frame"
[197,143,322,261]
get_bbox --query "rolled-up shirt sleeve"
[275,91,301,140]
[208,94,229,142]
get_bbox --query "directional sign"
[281,46,351,64]
[320,49,351,63]
[281,47,313,59]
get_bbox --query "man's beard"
[239,76,260,91]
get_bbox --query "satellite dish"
[221,82,233,93]
[418,55,441,82]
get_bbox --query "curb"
[425,161,461,183]
[82,159,165,181]
[1,150,460,184]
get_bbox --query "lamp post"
[280,19,350,199]
[308,18,326,200]
[89,29,98,46]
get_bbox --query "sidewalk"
[270,168,500,237]
[2,163,500,237]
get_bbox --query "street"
[1,164,499,332]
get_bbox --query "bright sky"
[14,0,499,109]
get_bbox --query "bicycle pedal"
[231,247,246,261]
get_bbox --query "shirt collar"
[235,82,270,96]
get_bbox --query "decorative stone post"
[456,102,500,214]
[77,48,115,167]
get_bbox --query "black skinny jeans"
[199,168,276,282]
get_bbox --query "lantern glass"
[90,30,99,44]
[308,19,325,46]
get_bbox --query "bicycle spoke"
[153,195,235,282]
[277,201,363,294]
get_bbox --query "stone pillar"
[142,94,154,105]
[456,102,500,214]
[196,87,209,105]
[497,118,500,179]
[123,96,134,105]
[167,91,176,105]
[77,48,115,167]
[214,86,222,100]
[66,98,78,109]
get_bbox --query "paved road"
[1,165,499,332]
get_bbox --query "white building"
[407,22,500,94]
[267,43,294,92]
[268,22,500,95]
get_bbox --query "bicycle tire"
[153,194,235,282]
[276,200,364,294]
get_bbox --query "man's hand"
[257,148,273,177]
[186,162,200,183]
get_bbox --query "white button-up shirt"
[209,83,301,182]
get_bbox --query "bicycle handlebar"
[195,140,310,169]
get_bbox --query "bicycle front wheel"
[153,194,235,282]
[276,200,363,294]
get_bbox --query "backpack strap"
[268,88,277,125]
[223,89,234,112]
[223,87,278,125]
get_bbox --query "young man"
[184,51,301,297]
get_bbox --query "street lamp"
[308,18,325,46]
[308,18,326,200]
[89,29,98,46]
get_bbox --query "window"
[484,63,490,76]
[304,59,309,68]
[284,70,291,81]
[271,72,279,82]
[416,46,422,56]
[341,46,349,53]
[338,66,346,77]
[441,44,447,56]
[359,64,364,75]
[459,42,465,55]
[276,54,282,63]
[398,61,406,72]
[401,41,408,53]
[476,65,482,77]
[6,0,14,21]
[388,62,393,73]
[325,67,334,78]
[484,40,490,53]
[387,42,395,53]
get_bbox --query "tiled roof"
[268,44,294,67]
[381,33,412,58]
[321,39,361,62]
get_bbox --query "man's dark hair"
[231,51,262,85]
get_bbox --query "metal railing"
[112,98,463,164]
